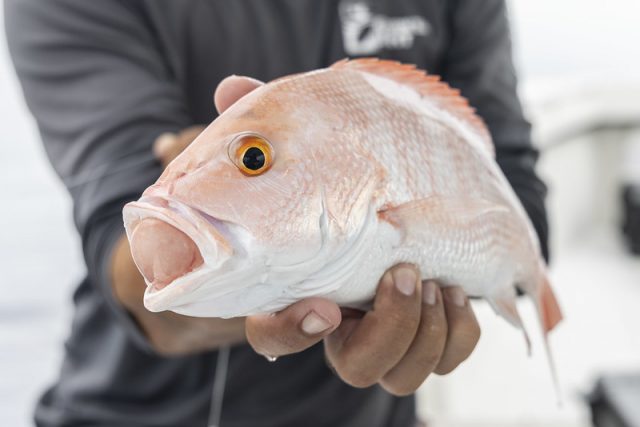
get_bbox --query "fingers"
[434,286,481,375]
[245,297,341,358]
[154,125,206,167]
[324,264,422,388]
[214,75,264,114]
[379,281,447,395]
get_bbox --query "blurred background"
[1,1,639,426]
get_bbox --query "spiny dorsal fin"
[331,58,494,156]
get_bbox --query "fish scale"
[123,58,562,384]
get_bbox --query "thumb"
[214,75,264,114]
[245,298,341,358]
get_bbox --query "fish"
[123,59,562,350]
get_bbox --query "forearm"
[110,234,246,355]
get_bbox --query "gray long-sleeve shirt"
[5,1,548,426]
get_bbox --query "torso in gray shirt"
[5,1,547,426]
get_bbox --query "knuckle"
[338,365,380,389]
[245,328,268,355]
[434,363,457,376]
[418,351,442,371]
[387,310,420,332]
[458,322,481,351]
[425,318,447,338]
[245,319,287,356]
[381,378,422,397]
[248,332,291,357]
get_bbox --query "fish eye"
[230,134,274,176]
[243,146,265,171]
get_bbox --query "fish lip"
[123,195,233,301]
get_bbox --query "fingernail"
[445,287,467,307]
[423,281,437,305]
[393,267,416,296]
[301,311,331,335]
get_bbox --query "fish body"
[123,59,562,342]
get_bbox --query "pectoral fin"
[378,196,509,231]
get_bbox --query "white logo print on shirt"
[339,1,431,55]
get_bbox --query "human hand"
[246,264,480,395]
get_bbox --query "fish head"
[123,72,376,317]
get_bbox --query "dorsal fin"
[331,58,494,156]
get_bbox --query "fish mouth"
[123,196,234,310]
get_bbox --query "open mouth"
[130,217,204,291]
[123,196,233,293]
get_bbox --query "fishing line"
[208,345,230,427]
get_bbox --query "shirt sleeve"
[4,0,191,349]
[442,0,550,261]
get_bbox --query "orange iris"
[232,134,274,176]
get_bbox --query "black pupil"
[242,147,266,171]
